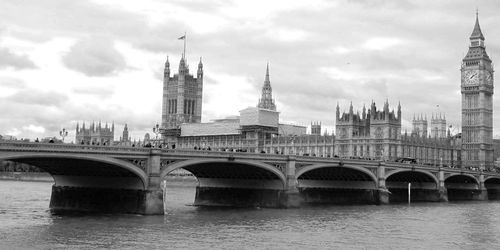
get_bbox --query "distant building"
[335,100,402,159]
[412,114,428,137]
[117,124,132,146]
[311,122,322,135]
[430,113,447,138]
[75,121,114,145]
[0,135,17,141]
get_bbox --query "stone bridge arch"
[445,173,479,185]
[0,152,148,188]
[295,163,379,204]
[385,169,439,187]
[161,158,287,187]
[485,176,500,200]
[385,169,440,202]
[296,163,378,184]
[160,158,287,208]
[445,173,483,201]
[0,152,158,214]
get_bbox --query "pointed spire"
[265,62,270,85]
[470,9,485,40]
[165,56,170,67]
[257,63,276,111]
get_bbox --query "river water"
[1,180,500,249]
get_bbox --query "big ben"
[461,13,494,170]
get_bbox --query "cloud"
[62,38,127,77]
[362,37,404,51]
[0,77,26,89]
[22,124,45,134]
[0,47,37,69]
[6,90,68,107]
[72,86,115,99]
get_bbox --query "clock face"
[463,70,478,85]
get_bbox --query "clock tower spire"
[461,12,494,170]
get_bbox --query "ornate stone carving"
[160,160,178,172]
[265,162,286,173]
[128,159,147,172]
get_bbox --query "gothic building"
[430,113,447,138]
[461,13,494,169]
[75,121,114,145]
[411,113,447,139]
[412,114,428,137]
[311,122,322,135]
[335,101,402,159]
[161,55,203,142]
[117,124,132,146]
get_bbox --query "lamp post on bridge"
[152,123,160,148]
[59,128,68,143]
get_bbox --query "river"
[1,180,500,249]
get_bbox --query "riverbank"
[0,172,197,187]
[0,172,53,182]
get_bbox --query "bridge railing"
[0,141,151,153]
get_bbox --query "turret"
[336,102,340,120]
[197,57,203,78]
[397,101,401,120]
[164,56,170,78]
[179,57,188,75]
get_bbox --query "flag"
[178,35,185,40]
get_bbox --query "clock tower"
[461,13,494,170]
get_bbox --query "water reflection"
[2,181,500,249]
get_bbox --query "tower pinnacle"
[470,10,485,40]
[257,63,276,111]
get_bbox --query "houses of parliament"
[77,14,495,170]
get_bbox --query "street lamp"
[59,128,68,142]
[152,123,160,147]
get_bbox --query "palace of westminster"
[73,15,495,170]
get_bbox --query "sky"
[0,0,499,142]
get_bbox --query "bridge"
[1,141,500,215]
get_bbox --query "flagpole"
[183,32,186,59]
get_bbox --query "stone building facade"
[75,121,114,145]
[460,14,494,169]
[335,101,402,160]
[161,55,203,143]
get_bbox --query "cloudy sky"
[0,0,499,141]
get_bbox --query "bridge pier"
[376,163,389,205]
[49,186,162,214]
[438,169,448,202]
[49,149,164,215]
[280,156,301,208]
[142,149,164,214]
